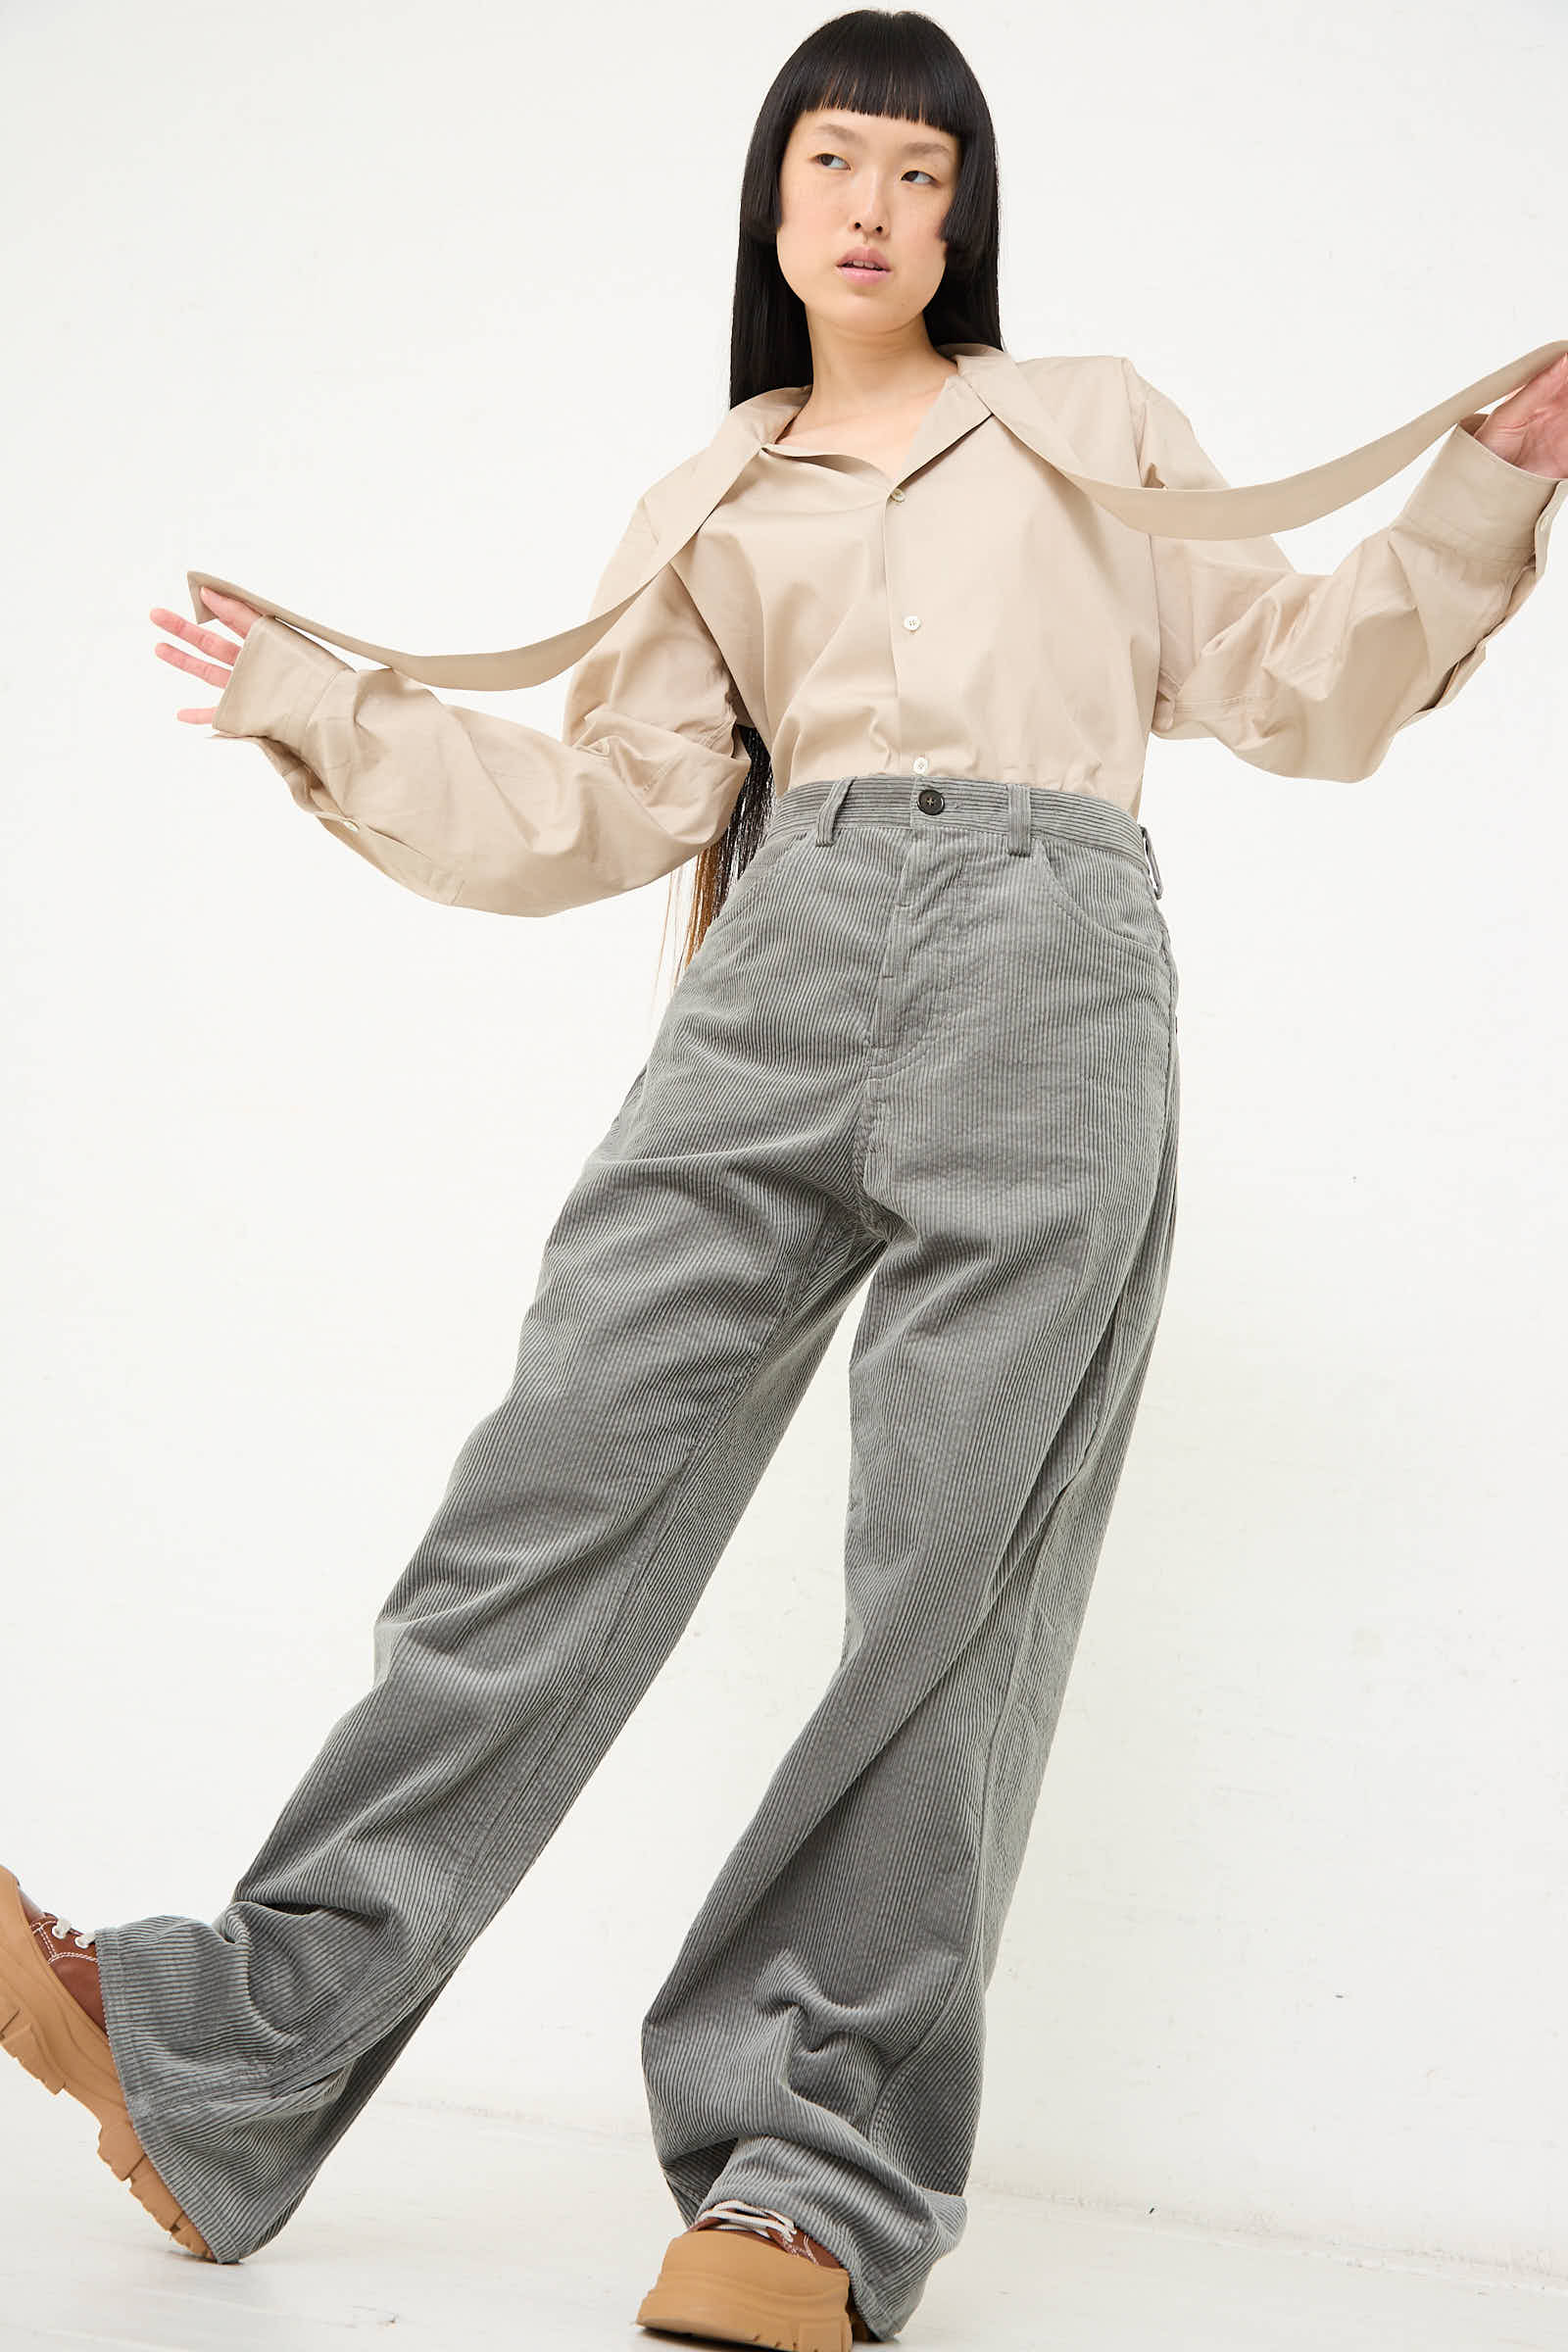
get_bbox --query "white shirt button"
[911,756,930,774]
[889,486,906,502]
[341,817,361,833]
[902,612,921,631]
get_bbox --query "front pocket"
[1030,833,1166,963]
[708,823,811,927]
[736,823,810,887]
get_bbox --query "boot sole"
[636,2221,871,2351]
[0,1864,216,2261]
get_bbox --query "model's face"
[775,107,960,336]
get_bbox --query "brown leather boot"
[635,2195,881,2347]
[0,1864,217,2260]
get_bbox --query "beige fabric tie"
[185,336,1567,696]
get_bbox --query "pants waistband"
[767,774,1162,898]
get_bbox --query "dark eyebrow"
[810,118,955,160]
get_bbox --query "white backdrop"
[3,0,1565,2287]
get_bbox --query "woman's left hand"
[1467,350,1568,478]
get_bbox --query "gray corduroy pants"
[93,770,1181,2341]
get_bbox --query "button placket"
[886,489,933,781]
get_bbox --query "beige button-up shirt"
[192,339,1567,916]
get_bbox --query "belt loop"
[815,774,856,844]
[1006,782,1032,857]
[1139,820,1163,899]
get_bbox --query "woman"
[4,10,1564,2346]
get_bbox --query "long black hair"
[670,9,1005,975]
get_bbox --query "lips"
[839,250,889,271]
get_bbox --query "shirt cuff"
[211,613,349,748]
[1397,417,1558,567]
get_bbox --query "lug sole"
[0,1863,217,2261]
[636,2222,859,2351]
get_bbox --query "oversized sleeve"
[1122,356,1566,780]
[202,491,754,914]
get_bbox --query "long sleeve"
[203,491,754,914]
[1123,356,1566,780]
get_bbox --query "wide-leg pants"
[93,771,1181,2341]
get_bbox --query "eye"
[810,152,941,184]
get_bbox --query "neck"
[794,327,957,423]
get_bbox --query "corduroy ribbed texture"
[94,772,1181,2340]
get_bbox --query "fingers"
[1490,353,1567,425]
[153,636,235,690]
[150,593,251,707]
[152,593,254,725]
[149,599,246,659]
[194,585,262,629]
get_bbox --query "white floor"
[3,2087,1567,2352]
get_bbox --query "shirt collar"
[738,341,1002,466]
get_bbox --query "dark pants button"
[917,786,946,813]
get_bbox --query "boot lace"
[697,2198,803,2249]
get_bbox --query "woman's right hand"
[149,586,265,725]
